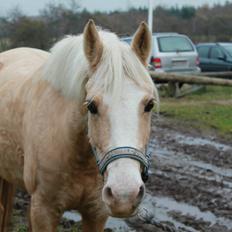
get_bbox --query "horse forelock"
[42,30,159,109]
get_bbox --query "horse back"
[0,48,48,83]
[0,48,49,187]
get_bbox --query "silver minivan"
[122,33,200,73]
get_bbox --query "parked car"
[196,43,232,72]
[121,33,200,73]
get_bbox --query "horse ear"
[83,19,103,68]
[131,22,152,66]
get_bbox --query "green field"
[160,86,232,138]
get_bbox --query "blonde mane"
[43,30,159,106]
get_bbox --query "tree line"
[1,1,232,51]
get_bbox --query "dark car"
[196,43,232,72]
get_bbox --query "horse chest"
[57,168,103,211]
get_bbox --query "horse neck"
[33,75,92,161]
[59,94,95,164]
[65,106,97,169]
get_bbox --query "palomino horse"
[0,20,158,231]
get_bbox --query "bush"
[9,17,51,50]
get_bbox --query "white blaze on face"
[106,79,145,149]
[102,79,146,205]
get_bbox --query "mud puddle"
[143,116,232,232]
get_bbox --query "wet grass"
[13,220,82,232]
[159,86,232,138]
[13,223,81,232]
[15,225,27,232]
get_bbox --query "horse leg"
[0,178,15,232]
[82,214,108,232]
[30,193,61,232]
[27,201,32,232]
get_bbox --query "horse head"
[83,20,158,217]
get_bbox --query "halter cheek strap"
[91,146,151,182]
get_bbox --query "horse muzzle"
[92,146,151,217]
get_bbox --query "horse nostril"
[104,186,114,200]
[103,184,145,205]
[137,185,145,201]
[106,186,113,197]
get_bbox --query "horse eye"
[87,101,98,114]
[144,100,154,112]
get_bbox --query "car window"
[221,44,232,57]
[197,46,210,58]
[210,47,223,59]
[157,36,194,52]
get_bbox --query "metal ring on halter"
[91,146,151,182]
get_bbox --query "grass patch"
[15,225,27,232]
[0,38,10,52]
[159,86,232,138]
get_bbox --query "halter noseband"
[92,146,151,182]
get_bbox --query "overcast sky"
[0,0,230,16]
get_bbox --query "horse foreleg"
[30,193,61,232]
[0,178,15,232]
[82,214,108,232]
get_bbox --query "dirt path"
[11,114,232,232]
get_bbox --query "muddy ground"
[11,114,232,232]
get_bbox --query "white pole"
[148,0,153,33]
